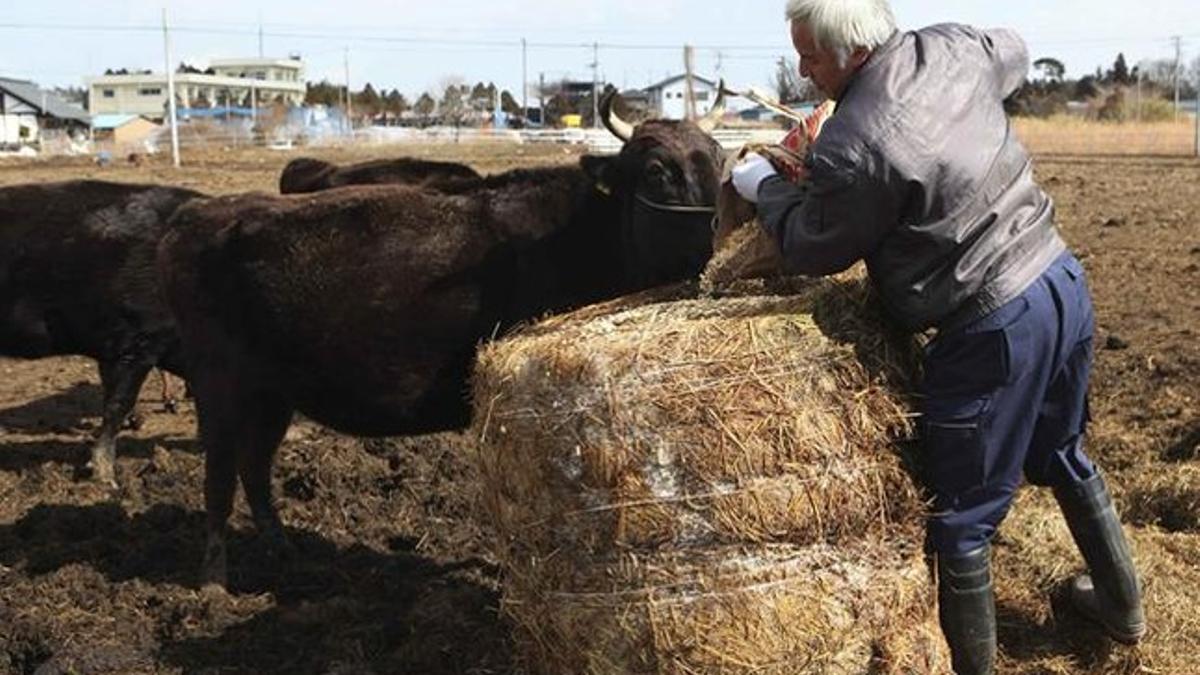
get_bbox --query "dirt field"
[0,145,1198,674]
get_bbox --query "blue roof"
[91,114,143,129]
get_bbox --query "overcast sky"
[3,0,1199,103]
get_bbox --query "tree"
[414,92,436,124]
[354,82,382,117]
[543,92,571,126]
[439,80,469,126]
[1033,57,1065,82]
[305,80,342,107]
[385,89,410,116]
[772,57,819,105]
[468,82,497,113]
[1074,75,1101,100]
[500,90,521,115]
[1108,53,1130,85]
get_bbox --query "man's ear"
[581,154,619,196]
[850,46,872,68]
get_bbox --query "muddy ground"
[0,147,1198,674]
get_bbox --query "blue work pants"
[921,252,1098,556]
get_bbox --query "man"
[730,1,1146,672]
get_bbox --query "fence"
[4,117,1199,160]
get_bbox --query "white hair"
[785,0,897,66]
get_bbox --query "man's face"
[790,20,866,100]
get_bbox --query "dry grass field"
[1014,117,1198,156]
[0,137,1198,674]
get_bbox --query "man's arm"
[755,147,902,277]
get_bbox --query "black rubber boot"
[937,544,996,675]
[1053,472,1146,644]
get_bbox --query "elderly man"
[731,1,1145,672]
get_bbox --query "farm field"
[0,144,1198,674]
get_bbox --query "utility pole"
[258,14,264,58]
[684,44,697,121]
[591,42,600,129]
[162,8,180,168]
[1173,35,1182,121]
[539,72,545,126]
[1136,67,1143,122]
[521,38,528,119]
[344,47,353,137]
[39,91,47,153]
[1194,65,1200,157]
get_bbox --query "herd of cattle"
[0,90,731,586]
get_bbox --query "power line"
[0,21,784,52]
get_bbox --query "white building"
[0,77,90,146]
[643,74,721,121]
[86,58,306,119]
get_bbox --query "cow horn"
[696,79,727,133]
[600,88,635,143]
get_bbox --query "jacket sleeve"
[755,146,902,277]
[979,27,1030,98]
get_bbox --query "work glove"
[730,153,778,204]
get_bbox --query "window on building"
[696,92,709,101]
[138,88,163,96]
[102,89,115,98]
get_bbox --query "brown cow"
[158,88,727,586]
[278,156,482,194]
[0,180,205,485]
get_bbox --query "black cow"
[279,157,482,194]
[158,88,727,586]
[0,180,205,485]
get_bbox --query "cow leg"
[159,370,180,414]
[193,369,245,590]
[87,357,153,488]
[236,395,294,562]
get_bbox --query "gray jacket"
[757,23,1065,332]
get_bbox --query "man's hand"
[731,153,778,204]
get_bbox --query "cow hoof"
[201,539,229,590]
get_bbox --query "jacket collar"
[837,29,903,102]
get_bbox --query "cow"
[0,180,206,486]
[279,156,482,195]
[158,86,728,587]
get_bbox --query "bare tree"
[772,57,820,104]
[437,76,470,128]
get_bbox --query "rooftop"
[0,77,90,124]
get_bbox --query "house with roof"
[643,74,722,121]
[0,77,90,147]
[91,114,161,150]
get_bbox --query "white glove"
[731,153,778,204]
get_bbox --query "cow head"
[582,84,727,289]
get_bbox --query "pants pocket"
[923,396,990,504]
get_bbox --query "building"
[643,74,721,121]
[91,114,161,149]
[86,57,306,119]
[0,77,90,146]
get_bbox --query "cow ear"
[581,154,618,196]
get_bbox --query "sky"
[2,0,1199,106]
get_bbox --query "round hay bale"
[503,542,937,675]
[473,273,944,673]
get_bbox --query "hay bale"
[473,273,944,674]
